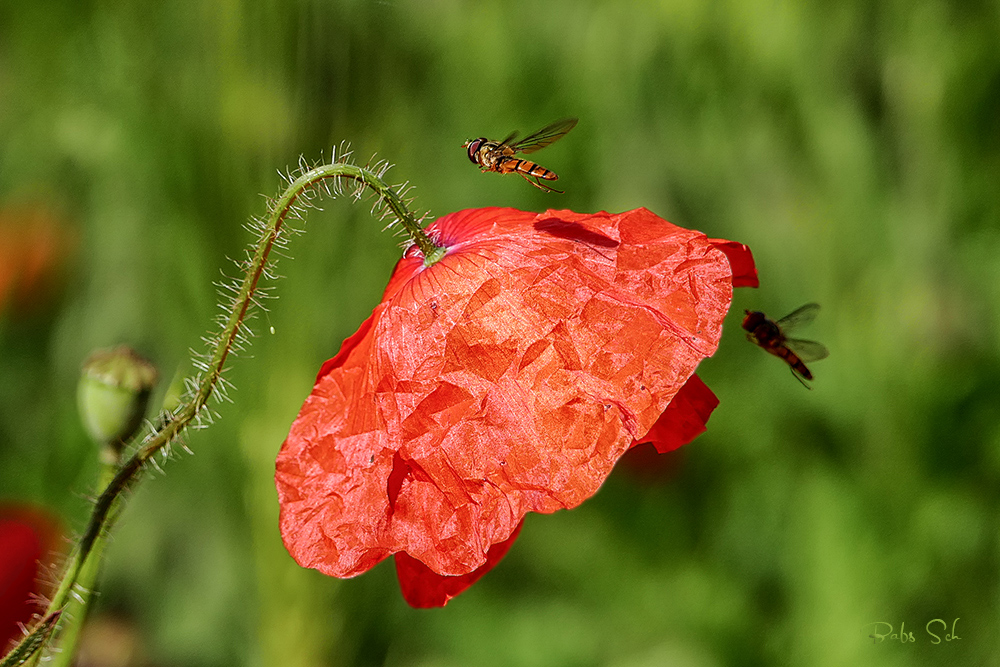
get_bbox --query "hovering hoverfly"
[742,303,829,388]
[463,118,578,193]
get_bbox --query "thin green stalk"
[0,157,439,667]
[41,463,117,667]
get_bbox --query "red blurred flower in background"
[276,207,757,607]
[0,204,73,318]
[1,506,61,651]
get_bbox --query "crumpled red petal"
[633,373,719,453]
[276,207,753,590]
[709,239,758,288]
[395,519,524,608]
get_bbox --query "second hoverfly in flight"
[742,303,829,388]
[463,118,578,193]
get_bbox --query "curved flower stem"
[2,159,440,667]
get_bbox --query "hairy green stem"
[1,159,438,666]
[0,612,59,667]
[41,463,117,667]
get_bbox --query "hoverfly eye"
[466,139,483,163]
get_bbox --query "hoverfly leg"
[521,172,563,194]
[790,366,813,390]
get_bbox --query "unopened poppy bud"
[77,346,158,454]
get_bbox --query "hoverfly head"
[741,310,765,332]
[464,138,485,163]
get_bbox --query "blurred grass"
[2,0,999,665]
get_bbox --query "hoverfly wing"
[783,338,830,363]
[775,303,821,333]
[497,130,519,148]
[510,118,578,155]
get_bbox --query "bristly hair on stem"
[1,147,442,667]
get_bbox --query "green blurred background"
[2,0,998,665]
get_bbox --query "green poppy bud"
[77,347,158,456]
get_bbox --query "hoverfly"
[742,303,829,388]
[463,118,578,193]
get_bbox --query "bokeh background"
[2,0,998,665]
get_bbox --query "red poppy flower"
[1,506,61,651]
[275,207,756,607]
